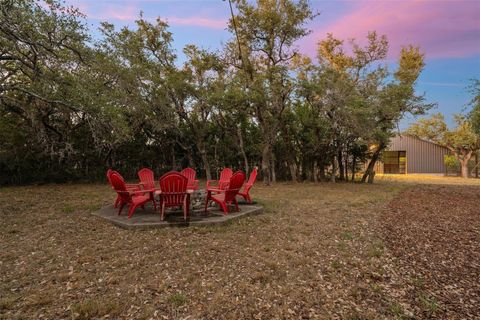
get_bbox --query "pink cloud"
[165,17,226,29]
[101,5,139,21]
[302,0,480,59]
[82,3,226,29]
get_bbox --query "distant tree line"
[0,0,435,185]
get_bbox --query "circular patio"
[92,190,263,229]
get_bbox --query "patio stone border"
[92,203,263,229]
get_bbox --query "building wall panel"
[387,135,449,173]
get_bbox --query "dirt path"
[380,185,480,319]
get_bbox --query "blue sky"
[66,0,480,128]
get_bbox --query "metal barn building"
[374,135,450,174]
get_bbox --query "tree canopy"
[1,0,433,185]
[468,79,480,135]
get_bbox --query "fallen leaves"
[1,180,478,319]
[379,184,480,319]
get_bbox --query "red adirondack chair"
[206,168,233,191]
[107,169,141,208]
[158,172,190,221]
[205,171,245,214]
[110,173,154,218]
[180,168,199,190]
[238,167,258,203]
[138,168,156,189]
[137,168,157,210]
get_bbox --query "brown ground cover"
[380,185,480,319]
[0,178,478,319]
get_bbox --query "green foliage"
[444,154,459,169]
[408,113,479,154]
[468,79,480,135]
[418,292,439,314]
[167,292,188,307]
[406,113,447,143]
[299,31,432,182]
[0,0,432,185]
[444,116,478,151]
[62,205,75,214]
[71,298,124,319]
[226,0,317,183]
[388,302,407,319]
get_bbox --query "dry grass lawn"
[376,173,480,186]
[1,176,479,319]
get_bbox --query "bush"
[444,155,459,171]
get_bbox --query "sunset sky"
[66,0,480,128]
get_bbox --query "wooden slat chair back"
[238,167,258,203]
[137,168,157,210]
[180,168,199,190]
[159,172,190,221]
[218,168,233,190]
[107,169,139,208]
[205,171,245,214]
[207,167,233,191]
[109,170,140,189]
[224,171,246,202]
[110,173,131,203]
[138,168,155,190]
[110,173,151,218]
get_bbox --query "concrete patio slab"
[92,203,263,229]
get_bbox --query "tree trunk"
[261,143,271,185]
[330,156,337,183]
[198,141,211,180]
[361,143,385,183]
[454,149,473,179]
[344,151,349,181]
[313,160,319,183]
[475,153,479,178]
[299,160,305,181]
[200,151,212,180]
[171,145,177,169]
[312,163,316,182]
[461,160,469,178]
[319,160,326,181]
[271,157,277,183]
[367,171,376,183]
[338,150,344,181]
[237,126,249,175]
[213,139,219,174]
[288,161,298,182]
[187,153,194,168]
[351,156,356,182]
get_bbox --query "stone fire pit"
[92,189,263,229]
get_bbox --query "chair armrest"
[129,189,154,196]
[126,183,142,190]
[207,187,224,193]
[206,180,218,188]
[189,180,199,189]
[138,181,158,188]
[159,191,189,199]
[159,191,188,195]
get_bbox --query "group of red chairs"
[106,167,257,221]
[205,167,257,213]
